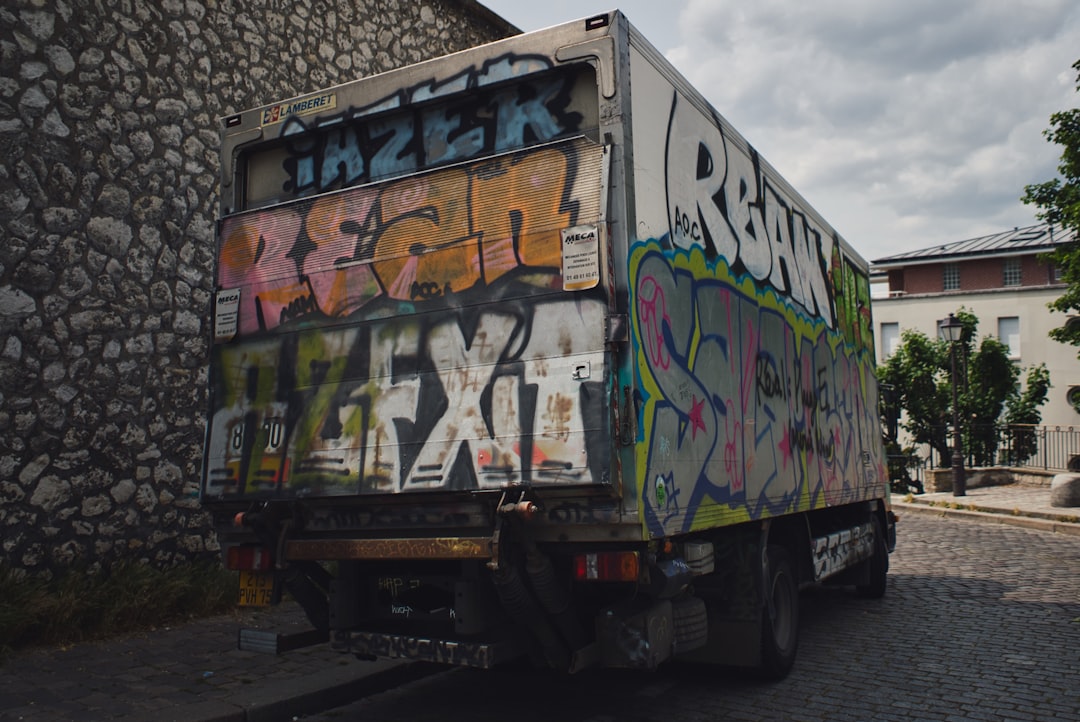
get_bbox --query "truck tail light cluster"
[226,545,274,571]
[573,551,640,582]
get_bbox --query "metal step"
[238,627,329,654]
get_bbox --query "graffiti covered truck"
[202,11,895,678]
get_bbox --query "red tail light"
[226,545,274,571]
[573,551,640,582]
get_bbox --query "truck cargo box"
[202,10,893,677]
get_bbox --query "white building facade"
[871,224,1079,430]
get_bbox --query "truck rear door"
[202,62,616,500]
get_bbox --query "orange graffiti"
[220,222,260,270]
[471,150,571,278]
[372,167,482,299]
[217,142,597,337]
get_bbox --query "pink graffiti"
[637,275,671,371]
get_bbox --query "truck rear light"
[226,545,274,571]
[573,551,640,582]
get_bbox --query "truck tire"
[672,595,708,652]
[856,516,889,599]
[759,545,798,680]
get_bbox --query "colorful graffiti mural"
[219,141,598,336]
[632,86,885,537]
[205,139,611,497]
[630,241,885,538]
[205,300,610,495]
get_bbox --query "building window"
[880,322,900,361]
[943,263,960,291]
[1003,257,1022,286]
[887,269,905,295]
[1068,386,1080,414]
[998,316,1020,358]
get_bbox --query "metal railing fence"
[886,424,1080,492]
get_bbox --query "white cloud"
[669,0,1079,258]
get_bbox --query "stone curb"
[892,500,1080,537]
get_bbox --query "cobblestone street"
[308,513,1080,722]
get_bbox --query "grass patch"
[0,559,237,654]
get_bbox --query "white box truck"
[203,10,895,678]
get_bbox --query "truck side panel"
[626,41,886,538]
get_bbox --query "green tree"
[1022,58,1080,351]
[1003,364,1051,464]
[879,311,1049,468]
[966,334,1018,466]
[878,326,952,466]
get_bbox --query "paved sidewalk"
[892,482,1080,536]
[0,603,432,722]
[2,483,1076,722]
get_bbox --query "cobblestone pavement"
[1,489,1078,721]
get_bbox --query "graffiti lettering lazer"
[252,59,591,206]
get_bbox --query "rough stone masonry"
[0,0,516,577]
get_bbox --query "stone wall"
[923,467,1057,494]
[0,0,517,577]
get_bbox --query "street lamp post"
[940,313,966,496]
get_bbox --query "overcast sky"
[479,1,1079,262]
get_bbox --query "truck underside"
[217,491,893,678]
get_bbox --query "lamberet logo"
[261,93,337,126]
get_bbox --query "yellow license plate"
[238,570,275,606]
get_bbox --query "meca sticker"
[561,225,600,291]
[214,288,241,343]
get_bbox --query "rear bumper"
[331,630,524,669]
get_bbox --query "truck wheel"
[672,595,708,652]
[856,516,889,599]
[759,545,798,680]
